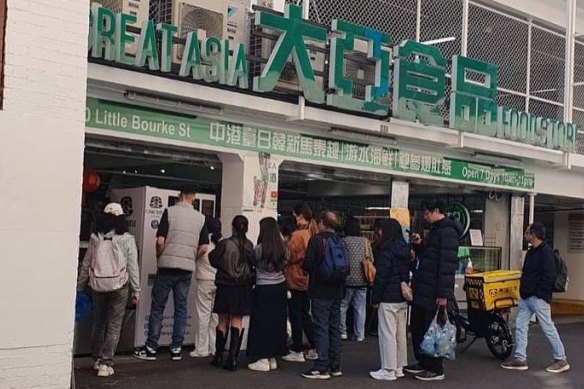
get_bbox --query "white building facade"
[2,0,584,387]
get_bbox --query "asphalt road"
[74,321,584,389]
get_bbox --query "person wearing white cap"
[77,203,140,377]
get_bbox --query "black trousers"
[288,290,315,352]
[410,304,443,374]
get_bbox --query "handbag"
[400,281,413,302]
[361,239,376,286]
[420,307,457,361]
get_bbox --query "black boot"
[223,327,244,371]
[210,328,227,367]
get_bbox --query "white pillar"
[510,195,526,270]
[219,152,283,244]
[391,181,409,209]
[565,0,576,121]
[528,193,536,225]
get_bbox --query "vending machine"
[111,187,216,347]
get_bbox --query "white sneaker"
[189,350,209,358]
[282,351,305,362]
[304,349,318,360]
[248,359,270,372]
[341,333,348,340]
[93,360,101,371]
[370,369,397,381]
[269,358,278,370]
[396,367,405,378]
[97,364,114,377]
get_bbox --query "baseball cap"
[103,202,124,216]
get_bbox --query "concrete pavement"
[74,321,583,389]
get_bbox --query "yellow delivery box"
[465,270,521,311]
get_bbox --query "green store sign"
[85,97,535,190]
[88,4,576,152]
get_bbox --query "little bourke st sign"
[89,4,577,153]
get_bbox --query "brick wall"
[0,0,88,387]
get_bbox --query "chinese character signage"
[86,97,535,190]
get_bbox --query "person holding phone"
[404,200,462,382]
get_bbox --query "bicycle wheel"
[485,315,513,360]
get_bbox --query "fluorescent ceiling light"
[472,152,522,166]
[421,36,456,45]
[125,91,223,115]
[329,128,397,146]
[532,88,557,94]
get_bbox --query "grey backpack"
[89,233,127,292]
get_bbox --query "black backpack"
[553,251,569,293]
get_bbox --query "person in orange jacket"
[282,203,319,362]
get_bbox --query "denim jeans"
[91,283,129,365]
[146,269,192,349]
[311,298,342,372]
[340,287,367,339]
[514,296,567,361]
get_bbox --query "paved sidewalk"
[74,322,583,389]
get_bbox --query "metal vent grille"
[468,3,528,94]
[309,0,416,45]
[420,0,463,73]
[528,99,563,121]
[530,26,565,104]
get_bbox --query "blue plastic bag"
[75,291,92,322]
[420,307,457,361]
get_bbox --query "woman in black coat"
[370,219,411,381]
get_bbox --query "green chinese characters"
[327,20,392,115]
[253,4,327,103]
[450,55,498,135]
[392,40,447,126]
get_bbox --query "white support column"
[461,0,470,56]
[528,193,536,225]
[416,0,422,42]
[565,0,577,121]
[510,195,526,271]
[526,19,533,112]
[391,181,409,209]
[219,152,283,244]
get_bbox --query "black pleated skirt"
[213,284,252,316]
[247,282,288,358]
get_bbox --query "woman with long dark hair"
[77,203,140,377]
[282,203,318,362]
[369,218,411,381]
[247,217,289,371]
[190,218,223,358]
[210,215,254,371]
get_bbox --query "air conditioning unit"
[343,38,390,104]
[172,0,228,63]
[276,42,325,94]
[91,0,150,56]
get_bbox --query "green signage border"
[85,98,535,190]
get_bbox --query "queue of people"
[78,187,570,381]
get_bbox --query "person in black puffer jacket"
[369,218,411,381]
[405,200,462,382]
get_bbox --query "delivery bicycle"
[448,270,521,360]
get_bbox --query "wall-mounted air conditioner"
[91,0,150,56]
[172,0,228,63]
